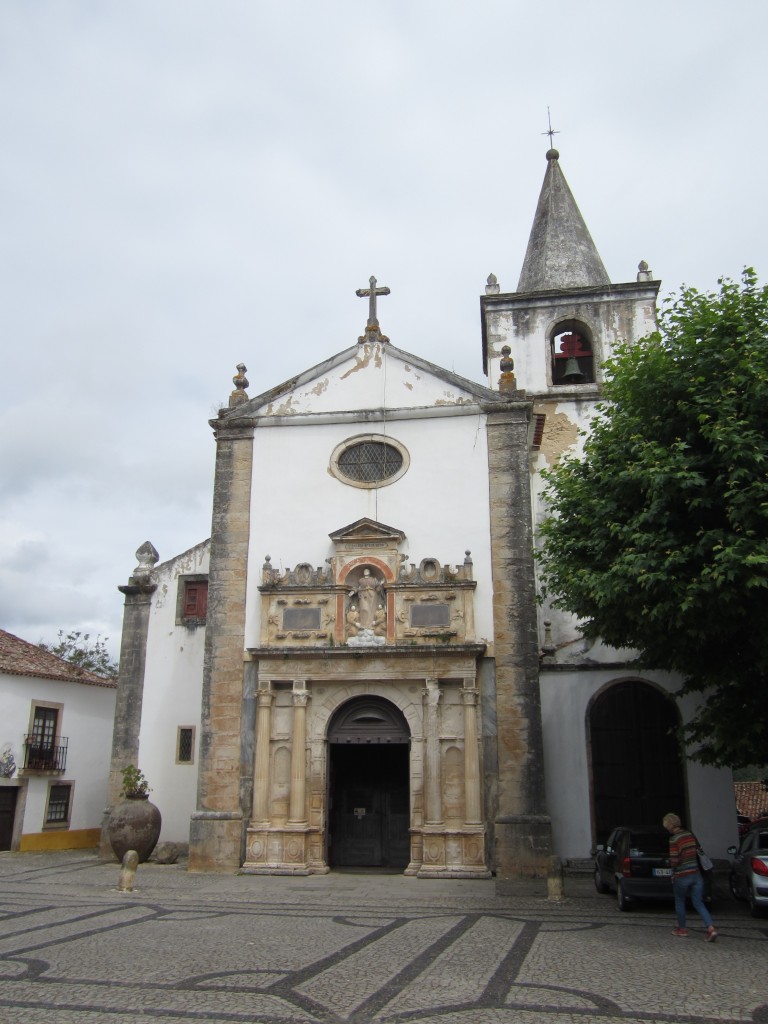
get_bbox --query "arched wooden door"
[589,680,686,846]
[327,697,410,869]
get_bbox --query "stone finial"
[229,363,250,407]
[133,541,159,580]
[637,260,653,282]
[117,849,139,892]
[541,620,556,658]
[498,345,517,392]
[485,273,500,295]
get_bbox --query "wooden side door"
[329,743,409,868]
[0,787,19,851]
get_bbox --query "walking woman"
[662,813,717,941]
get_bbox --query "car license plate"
[653,868,672,877]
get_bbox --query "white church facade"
[102,149,737,877]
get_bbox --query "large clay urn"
[108,795,162,863]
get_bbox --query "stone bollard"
[546,855,564,901]
[117,849,139,892]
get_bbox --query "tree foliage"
[538,270,768,768]
[38,630,119,679]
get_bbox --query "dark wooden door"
[0,787,18,851]
[329,744,409,868]
[590,681,685,846]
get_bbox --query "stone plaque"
[410,604,450,627]
[283,607,321,630]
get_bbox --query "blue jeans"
[673,872,713,928]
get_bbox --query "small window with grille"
[45,782,72,827]
[330,434,409,489]
[176,726,195,765]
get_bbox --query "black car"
[594,826,712,911]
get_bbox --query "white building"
[104,149,737,876]
[0,629,117,852]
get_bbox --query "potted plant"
[107,764,162,863]
[120,765,150,799]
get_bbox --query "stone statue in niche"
[346,605,361,635]
[372,605,386,636]
[346,567,386,646]
[348,568,384,629]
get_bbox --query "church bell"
[561,356,585,383]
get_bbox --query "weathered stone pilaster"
[484,400,552,878]
[188,415,254,872]
[99,542,159,860]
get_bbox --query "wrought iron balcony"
[22,735,68,772]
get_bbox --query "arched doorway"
[327,697,410,869]
[589,680,686,846]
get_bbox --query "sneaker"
[671,927,688,937]
[705,926,717,942]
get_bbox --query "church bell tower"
[481,146,659,406]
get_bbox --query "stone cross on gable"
[355,276,390,343]
[356,275,390,327]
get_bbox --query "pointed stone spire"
[517,149,610,292]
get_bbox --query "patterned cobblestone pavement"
[0,851,765,1024]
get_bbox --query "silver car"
[727,818,768,917]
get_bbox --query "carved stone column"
[423,678,443,826]
[99,542,158,860]
[251,688,273,825]
[462,684,482,825]
[288,687,309,824]
[484,399,552,878]
[189,414,255,872]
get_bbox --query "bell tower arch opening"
[327,697,410,870]
[550,319,595,385]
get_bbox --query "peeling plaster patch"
[534,405,580,467]
[403,363,422,381]
[266,395,298,416]
[403,381,413,391]
[434,396,472,406]
[340,345,379,379]
[310,378,329,396]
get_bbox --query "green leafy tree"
[38,630,119,679]
[538,270,768,769]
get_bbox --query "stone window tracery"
[330,434,409,489]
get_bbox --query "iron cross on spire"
[542,106,559,149]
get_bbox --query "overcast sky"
[1,1,766,661]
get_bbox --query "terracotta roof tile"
[735,781,768,821]
[0,629,117,688]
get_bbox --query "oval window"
[330,435,409,488]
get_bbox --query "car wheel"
[729,871,741,902]
[594,867,610,894]
[617,881,632,912]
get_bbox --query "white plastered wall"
[540,667,739,862]
[1,672,115,839]
[244,408,494,648]
[139,541,209,843]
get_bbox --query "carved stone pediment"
[257,520,476,649]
